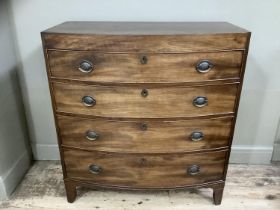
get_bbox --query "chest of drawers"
[41,22,250,205]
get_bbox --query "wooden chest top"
[42,21,249,52]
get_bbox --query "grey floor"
[0,161,279,210]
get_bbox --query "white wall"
[0,0,31,200]
[7,0,280,163]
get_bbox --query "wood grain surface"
[63,148,227,188]
[48,50,243,83]
[41,22,251,204]
[42,22,249,35]
[53,82,238,118]
[42,33,248,52]
[57,115,232,153]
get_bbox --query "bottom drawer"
[64,149,227,188]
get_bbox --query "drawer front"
[58,115,232,153]
[53,83,238,118]
[64,149,227,188]
[48,51,243,83]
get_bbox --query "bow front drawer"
[63,148,227,189]
[52,83,238,118]
[57,115,233,153]
[48,51,243,83]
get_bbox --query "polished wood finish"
[53,82,238,118]
[57,115,232,153]
[213,186,225,205]
[48,50,243,83]
[42,22,248,52]
[63,177,225,206]
[63,148,227,188]
[43,33,248,53]
[43,22,249,35]
[41,22,251,205]
[64,179,77,203]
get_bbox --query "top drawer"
[48,51,243,83]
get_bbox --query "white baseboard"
[31,143,60,160]
[0,179,6,200]
[230,145,273,164]
[31,143,273,164]
[272,143,280,162]
[0,150,31,200]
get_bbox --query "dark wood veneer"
[57,115,233,153]
[48,50,243,83]
[41,22,250,205]
[63,148,227,188]
[52,82,238,118]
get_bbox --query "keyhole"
[140,55,148,64]
[139,158,147,166]
[140,123,148,131]
[141,89,148,97]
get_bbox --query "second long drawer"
[53,83,238,118]
[57,115,233,153]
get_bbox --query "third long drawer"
[57,115,233,153]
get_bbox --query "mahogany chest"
[41,22,250,205]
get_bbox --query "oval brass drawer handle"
[78,60,94,73]
[190,131,204,141]
[86,130,99,141]
[187,165,200,175]
[89,164,102,174]
[82,96,96,107]
[193,96,208,108]
[196,60,214,73]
